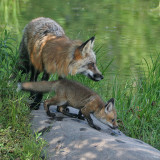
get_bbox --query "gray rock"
[30,104,160,160]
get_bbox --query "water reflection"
[0,0,160,82]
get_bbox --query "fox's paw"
[78,115,85,120]
[50,113,56,118]
[94,125,101,131]
[57,106,60,112]
[47,111,55,118]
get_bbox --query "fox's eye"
[112,119,115,122]
[88,62,94,67]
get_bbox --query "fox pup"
[18,79,118,130]
[18,17,103,109]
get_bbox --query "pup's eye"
[112,119,115,122]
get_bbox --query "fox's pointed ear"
[105,98,115,113]
[89,36,95,48]
[78,36,95,56]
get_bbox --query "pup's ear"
[78,36,95,56]
[105,98,115,113]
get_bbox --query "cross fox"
[18,79,118,130]
[18,17,103,109]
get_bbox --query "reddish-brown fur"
[19,17,102,79]
[18,17,103,109]
[19,79,118,130]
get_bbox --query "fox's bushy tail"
[17,81,58,93]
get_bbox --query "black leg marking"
[47,110,55,118]
[30,93,43,110]
[57,106,61,112]
[41,72,50,81]
[30,72,49,110]
[57,105,79,118]
[78,110,85,120]
[29,66,40,101]
[62,110,78,118]
[86,117,101,130]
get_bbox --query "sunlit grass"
[0,30,47,160]
[61,44,160,150]
[111,54,160,149]
[47,41,160,150]
[0,0,20,36]
[68,50,160,150]
[0,29,159,160]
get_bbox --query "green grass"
[74,54,160,150]
[0,30,47,160]
[113,55,160,149]
[67,52,160,150]
[0,29,159,160]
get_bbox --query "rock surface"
[30,104,160,160]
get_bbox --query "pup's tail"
[17,81,58,93]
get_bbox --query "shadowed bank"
[30,104,160,160]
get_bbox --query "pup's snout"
[112,125,118,129]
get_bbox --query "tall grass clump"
[112,55,160,150]
[47,44,160,150]
[67,45,160,150]
[0,30,46,160]
[69,46,160,150]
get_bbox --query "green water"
[1,0,160,82]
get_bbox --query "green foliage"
[111,55,160,149]
[0,28,159,160]
[0,0,20,35]
[67,45,160,150]
[0,30,47,160]
[0,0,159,157]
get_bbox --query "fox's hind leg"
[57,105,69,113]
[57,106,84,120]
[30,71,50,110]
[59,105,79,118]
[57,105,70,114]
[77,110,85,120]
[44,96,67,117]
[29,65,40,106]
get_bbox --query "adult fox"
[18,17,103,109]
[18,79,118,130]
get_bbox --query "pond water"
[1,0,160,83]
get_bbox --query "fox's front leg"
[81,105,101,130]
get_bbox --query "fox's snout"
[88,72,103,81]
[93,73,104,81]
[87,64,103,81]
